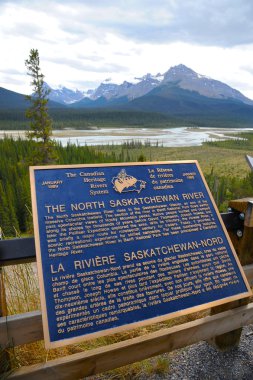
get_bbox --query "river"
[0,127,252,147]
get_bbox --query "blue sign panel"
[30,161,251,348]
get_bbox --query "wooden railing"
[1,201,253,379]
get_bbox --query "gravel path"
[89,325,253,380]
[90,324,253,379]
[142,324,253,380]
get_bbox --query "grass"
[94,356,170,379]
[97,143,252,178]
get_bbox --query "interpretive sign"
[30,161,251,348]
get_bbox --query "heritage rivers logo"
[112,169,146,194]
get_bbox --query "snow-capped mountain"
[46,64,253,106]
[89,73,164,101]
[45,83,89,105]
[91,81,133,100]
[162,64,252,105]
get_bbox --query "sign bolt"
[236,229,243,238]
[239,213,245,221]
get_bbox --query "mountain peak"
[163,64,201,82]
[171,64,194,72]
[134,72,164,84]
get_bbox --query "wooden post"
[227,198,253,265]
[0,266,11,375]
[209,198,253,350]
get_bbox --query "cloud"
[44,56,128,73]
[0,68,27,92]
[2,1,253,47]
[66,79,101,89]
[241,65,253,76]
[77,54,102,62]
[1,0,253,98]
[0,68,25,75]
[119,0,253,47]
[33,0,253,47]
[0,74,27,92]
[3,21,44,39]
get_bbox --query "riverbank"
[0,127,252,147]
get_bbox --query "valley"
[0,125,252,149]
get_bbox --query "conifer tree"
[0,181,19,236]
[25,48,57,164]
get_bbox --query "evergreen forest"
[1,107,251,130]
[1,134,253,238]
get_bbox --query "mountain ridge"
[77,64,253,106]
[0,86,64,109]
[1,64,253,126]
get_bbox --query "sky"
[1,0,253,99]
